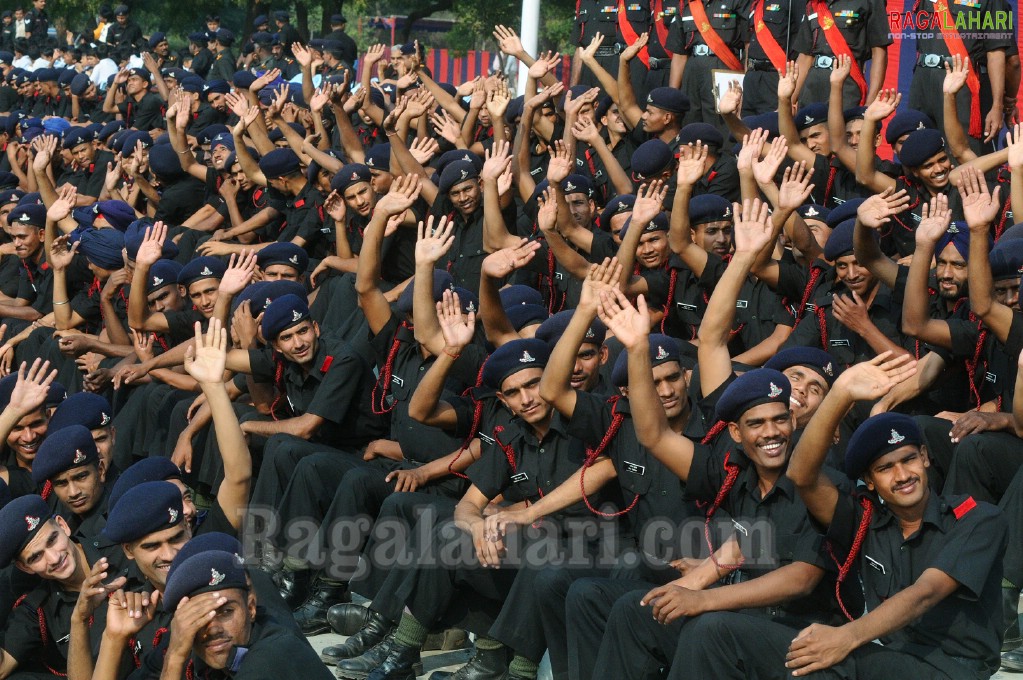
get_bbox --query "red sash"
[933,0,983,137]
[811,0,867,104]
[652,0,673,57]
[688,0,743,70]
[618,0,651,68]
[752,0,788,71]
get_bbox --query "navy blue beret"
[195,125,230,147]
[631,140,673,181]
[306,148,341,182]
[331,14,347,23]
[170,533,242,580]
[482,338,551,390]
[0,172,17,190]
[845,413,923,479]
[8,204,45,227]
[843,105,867,122]
[645,87,689,115]
[108,457,182,511]
[506,304,550,332]
[689,194,733,226]
[163,550,248,612]
[258,148,301,179]
[0,51,12,65]
[439,160,479,195]
[395,269,454,316]
[499,285,544,309]
[795,102,829,131]
[261,293,311,340]
[599,194,635,230]
[0,189,25,206]
[62,126,96,149]
[70,73,92,97]
[57,69,77,87]
[436,149,483,176]
[178,256,226,287]
[561,174,593,198]
[45,381,66,408]
[149,144,185,180]
[215,28,235,45]
[742,112,780,138]
[126,67,150,83]
[824,199,864,229]
[233,280,307,315]
[898,128,945,168]
[48,392,113,433]
[679,122,723,149]
[330,163,372,194]
[620,212,669,238]
[32,424,99,485]
[188,31,210,44]
[505,96,525,124]
[104,481,184,544]
[364,143,391,171]
[535,309,607,347]
[17,191,43,206]
[98,120,126,143]
[885,109,934,145]
[611,333,684,387]
[203,79,231,95]
[764,347,839,387]
[34,68,59,83]
[233,70,257,90]
[266,122,305,144]
[715,368,791,422]
[823,219,856,261]
[180,75,205,94]
[989,239,1023,280]
[121,130,154,154]
[148,32,167,49]
[797,204,830,223]
[71,227,125,270]
[257,242,309,273]
[253,14,269,26]
[125,219,179,261]
[93,200,136,232]
[1000,222,1023,241]
[114,4,129,14]
[0,495,53,567]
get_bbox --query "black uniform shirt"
[792,0,893,61]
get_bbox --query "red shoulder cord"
[41,480,52,499]
[659,267,679,335]
[581,396,639,518]
[826,495,873,621]
[493,424,549,526]
[702,289,745,340]
[963,312,988,409]
[128,626,169,669]
[545,248,566,314]
[700,448,746,572]
[268,354,291,421]
[791,264,825,325]
[822,164,837,205]
[447,362,487,480]
[371,321,412,415]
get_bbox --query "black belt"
[811,54,835,68]
[594,44,621,57]
[648,56,670,70]
[917,52,949,68]
[748,57,777,72]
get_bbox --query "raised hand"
[752,136,788,186]
[732,198,773,255]
[855,188,911,229]
[8,359,57,418]
[579,257,623,312]
[564,87,599,119]
[777,162,816,211]
[833,351,917,402]
[864,88,901,122]
[572,117,601,145]
[718,80,742,115]
[527,51,561,79]
[46,183,78,223]
[184,319,228,384]
[375,173,422,216]
[249,68,281,92]
[577,33,605,63]
[130,328,155,361]
[323,189,347,222]
[942,53,970,96]
[415,215,455,265]
[915,194,952,245]
[830,54,852,85]
[596,289,650,349]
[409,136,440,165]
[73,557,127,621]
[1007,123,1023,170]
[546,139,573,184]
[620,32,649,62]
[437,289,476,350]
[736,128,767,175]
[48,235,79,272]
[481,238,542,279]
[778,60,798,100]
[430,109,461,144]
[135,221,167,267]
[492,25,524,56]
[632,180,668,226]
[481,140,512,183]
[537,186,558,232]
[676,142,709,186]
[218,250,257,296]
[958,166,1002,231]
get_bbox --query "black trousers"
[686,611,955,679]
[680,55,731,140]
[248,433,353,510]
[943,430,1023,504]
[909,64,992,157]
[743,69,781,117]
[799,66,861,110]
[1001,465,1023,589]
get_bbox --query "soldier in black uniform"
[22,0,48,48]
[273,10,301,59]
[106,5,142,50]
[188,31,214,79]
[573,0,623,90]
[324,14,358,68]
[792,0,891,109]
[148,32,179,70]
[665,0,749,136]
[743,0,802,115]
[698,386,1007,679]
[256,148,329,258]
[57,127,113,201]
[0,494,119,677]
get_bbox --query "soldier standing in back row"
[742,0,803,115]
[666,0,749,137]
[792,0,890,109]
[573,0,623,90]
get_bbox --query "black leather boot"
[428,643,508,679]
[321,611,394,666]
[292,578,349,635]
[1005,586,1022,652]
[328,601,372,636]
[335,633,423,680]
[273,568,312,608]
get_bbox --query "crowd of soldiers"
[0,0,1015,678]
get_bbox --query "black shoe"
[424,628,469,652]
[336,633,423,679]
[428,643,508,679]
[324,610,395,665]
[274,568,312,609]
[1005,587,1022,652]
[1002,646,1023,672]
[499,674,533,680]
[328,602,373,636]
[293,580,350,635]
[364,638,423,680]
